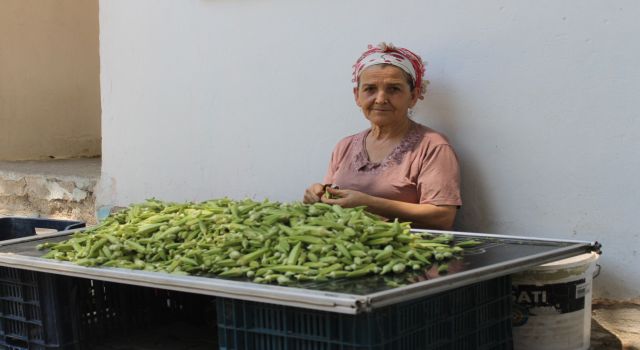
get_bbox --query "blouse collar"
[352,120,422,172]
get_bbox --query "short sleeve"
[417,144,462,206]
[322,135,355,185]
[323,150,338,184]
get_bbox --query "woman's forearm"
[361,195,457,230]
[321,188,457,230]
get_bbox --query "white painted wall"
[98,0,640,299]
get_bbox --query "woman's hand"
[321,187,371,208]
[303,183,325,204]
[322,187,457,230]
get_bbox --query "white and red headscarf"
[352,42,427,99]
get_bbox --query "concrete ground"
[591,299,640,350]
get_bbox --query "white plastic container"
[512,252,599,350]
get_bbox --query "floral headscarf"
[352,42,427,99]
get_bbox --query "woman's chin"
[366,114,402,126]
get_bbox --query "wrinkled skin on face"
[354,65,419,128]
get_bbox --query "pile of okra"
[38,198,480,285]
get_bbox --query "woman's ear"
[410,88,420,107]
[353,87,361,107]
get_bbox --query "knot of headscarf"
[352,42,427,99]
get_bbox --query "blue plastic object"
[0,217,85,241]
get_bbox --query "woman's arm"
[322,187,457,230]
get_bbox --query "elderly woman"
[303,43,461,230]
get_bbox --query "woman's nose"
[375,91,388,104]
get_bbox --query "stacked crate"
[217,276,513,350]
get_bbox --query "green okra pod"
[335,242,351,260]
[455,239,482,248]
[286,242,302,265]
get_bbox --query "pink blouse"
[323,120,462,206]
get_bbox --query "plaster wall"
[0,0,101,160]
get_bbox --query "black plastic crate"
[0,270,84,349]
[0,269,217,350]
[217,276,513,350]
[0,269,138,349]
[0,217,85,349]
[0,216,217,349]
[0,217,85,241]
[0,216,211,349]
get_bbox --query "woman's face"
[354,65,419,127]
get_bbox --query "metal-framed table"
[0,229,599,314]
